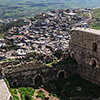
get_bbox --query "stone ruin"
[1,27,100,88]
[70,27,100,85]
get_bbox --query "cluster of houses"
[0,18,17,23]
[0,8,92,60]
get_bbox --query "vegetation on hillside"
[76,12,89,18]
[10,88,19,100]
[0,19,24,38]
[18,87,34,100]
[0,20,24,33]
[90,8,100,29]
[92,8,100,20]
[0,0,100,19]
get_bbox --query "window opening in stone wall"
[92,42,97,52]
[92,60,96,68]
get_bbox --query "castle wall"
[70,28,100,85]
[4,61,77,87]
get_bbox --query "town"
[1,7,100,100]
[0,8,91,60]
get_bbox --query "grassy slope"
[0,0,100,21]
[0,0,100,19]
[90,8,100,30]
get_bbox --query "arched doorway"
[57,70,66,80]
[92,42,97,52]
[13,81,17,87]
[70,51,74,58]
[35,75,43,86]
[59,71,65,79]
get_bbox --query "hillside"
[89,8,100,30]
[0,0,100,19]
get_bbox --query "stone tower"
[69,27,100,85]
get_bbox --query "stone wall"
[4,60,77,87]
[70,28,100,85]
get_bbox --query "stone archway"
[90,58,98,68]
[70,51,74,58]
[57,70,66,80]
[91,59,96,68]
[34,74,44,86]
[13,82,17,87]
[12,80,18,87]
[59,71,65,79]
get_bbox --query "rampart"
[70,28,100,85]
[1,59,77,87]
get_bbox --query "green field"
[0,0,100,19]
[90,8,100,30]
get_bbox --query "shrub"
[53,93,57,97]
[36,90,45,99]
[13,95,19,100]
[25,94,33,100]
[14,60,18,62]
[18,87,34,100]
[3,78,10,88]
[49,93,53,96]
[8,58,14,61]
[21,94,25,100]
[8,69,12,72]
[10,88,17,95]
[36,93,45,99]
[38,87,41,89]
[3,60,6,62]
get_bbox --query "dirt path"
[16,89,21,100]
[33,88,60,100]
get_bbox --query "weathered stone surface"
[4,60,77,87]
[70,27,100,85]
[0,79,12,100]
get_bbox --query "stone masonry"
[70,27,100,85]
[3,60,77,87]
[2,27,100,88]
